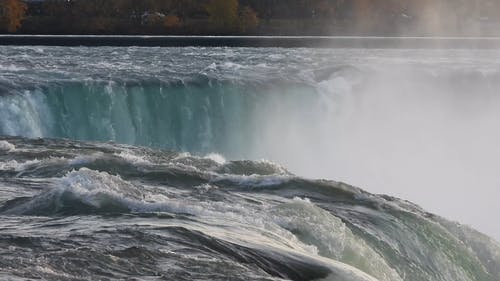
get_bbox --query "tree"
[43,0,68,17]
[206,0,239,28]
[0,0,27,32]
[164,14,181,29]
[311,0,339,19]
[351,0,377,33]
[239,6,258,32]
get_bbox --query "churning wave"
[0,136,499,281]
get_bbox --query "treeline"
[1,0,500,36]
[2,0,261,34]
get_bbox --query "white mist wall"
[254,60,500,242]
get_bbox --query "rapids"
[0,137,499,281]
[1,46,500,280]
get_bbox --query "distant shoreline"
[1,35,500,49]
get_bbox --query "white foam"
[222,62,243,70]
[0,64,26,71]
[33,266,74,279]
[173,152,191,160]
[206,62,217,70]
[68,153,104,166]
[58,168,144,203]
[0,141,15,152]
[115,150,151,165]
[205,153,226,165]
[0,159,41,171]
[255,159,289,175]
[212,174,290,187]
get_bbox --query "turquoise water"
[1,46,500,281]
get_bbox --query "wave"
[0,168,381,280]
[1,168,145,215]
[1,137,499,281]
[0,140,15,152]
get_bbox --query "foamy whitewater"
[1,46,500,281]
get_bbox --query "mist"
[252,51,500,241]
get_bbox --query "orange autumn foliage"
[0,0,27,32]
[164,14,181,29]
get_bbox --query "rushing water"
[1,46,500,280]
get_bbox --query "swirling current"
[1,46,500,281]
